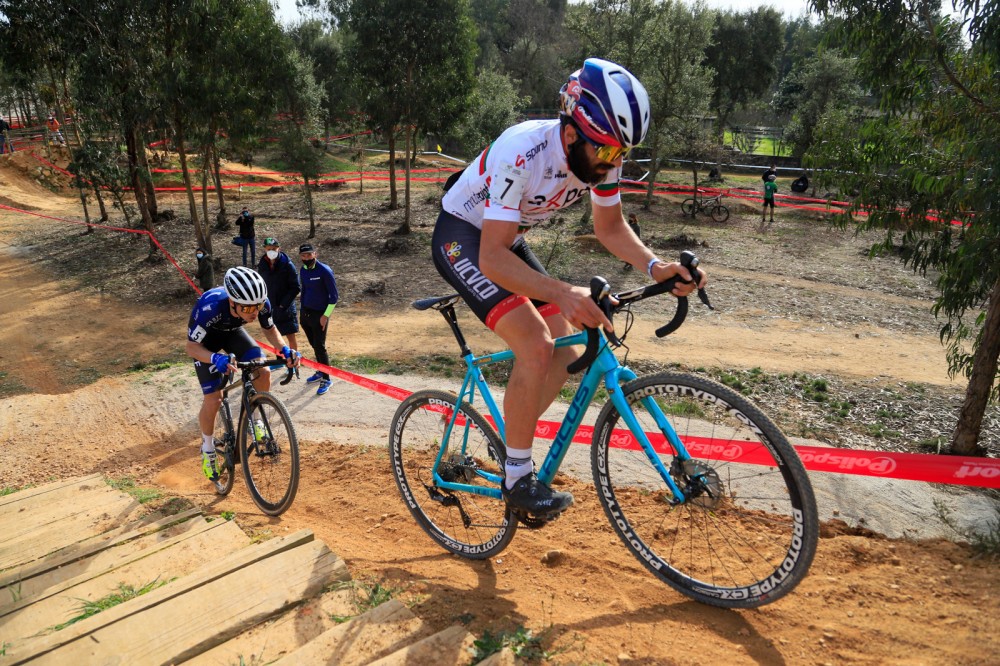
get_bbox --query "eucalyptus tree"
[703,7,783,141]
[345,0,477,231]
[274,49,325,238]
[809,0,1000,454]
[452,68,529,157]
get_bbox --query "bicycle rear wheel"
[710,204,730,223]
[680,198,697,217]
[240,392,299,516]
[591,372,818,608]
[212,401,237,496]
[389,389,517,559]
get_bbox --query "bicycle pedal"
[512,508,564,529]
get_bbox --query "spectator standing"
[257,237,301,351]
[46,115,65,146]
[195,247,214,293]
[235,206,256,267]
[298,243,338,396]
[762,173,778,227]
[0,117,9,154]
[761,163,777,183]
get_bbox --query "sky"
[271,0,814,26]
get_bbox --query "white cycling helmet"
[560,58,651,151]
[224,266,268,305]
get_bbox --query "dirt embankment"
[0,150,998,665]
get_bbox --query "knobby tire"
[240,392,299,516]
[390,389,517,559]
[213,401,237,496]
[591,372,818,608]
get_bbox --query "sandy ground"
[0,155,998,664]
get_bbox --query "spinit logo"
[515,154,525,168]
[444,241,462,263]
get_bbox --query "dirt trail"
[0,158,997,665]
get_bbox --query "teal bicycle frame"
[431,329,692,504]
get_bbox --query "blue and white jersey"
[187,287,274,343]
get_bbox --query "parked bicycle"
[389,251,818,608]
[212,357,300,516]
[681,190,730,222]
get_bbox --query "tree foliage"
[345,0,477,227]
[808,0,1000,454]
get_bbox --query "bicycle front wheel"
[212,402,237,496]
[591,372,818,608]
[389,389,517,559]
[680,198,697,217]
[240,392,300,516]
[710,204,730,223]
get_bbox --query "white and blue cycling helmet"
[559,58,651,152]
[224,266,267,305]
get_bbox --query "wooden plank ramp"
[0,474,477,665]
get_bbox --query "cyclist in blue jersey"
[187,266,301,486]
[433,58,707,517]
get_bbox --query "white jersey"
[441,119,621,234]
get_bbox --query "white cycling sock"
[504,448,533,489]
[201,433,215,454]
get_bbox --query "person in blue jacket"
[257,237,301,352]
[298,243,339,396]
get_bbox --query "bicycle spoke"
[242,393,299,516]
[593,373,818,608]
[390,390,516,559]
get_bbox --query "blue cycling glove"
[281,345,292,359]
[211,352,232,374]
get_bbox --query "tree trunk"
[644,135,660,211]
[76,174,92,232]
[951,275,1000,455]
[136,137,158,219]
[174,118,207,250]
[400,124,411,235]
[387,130,398,210]
[304,174,316,238]
[211,143,226,234]
[124,124,157,256]
[93,185,109,222]
[201,145,211,243]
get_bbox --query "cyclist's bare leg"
[198,391,224,437]
[493,303,554,458]
[536,312,577,414]
[251,367,272,393]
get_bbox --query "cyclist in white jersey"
[432,58,706,517]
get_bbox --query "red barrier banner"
[4,192,992,489]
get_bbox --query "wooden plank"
[272,599,429,666]
[0,474,103,509]
[369,625,477,666]
[0,519,248,641]
[4,529,320,665]
[0,512,215,617]
[0,508,202,591]
[0,483,133,540]
[0,492,143,570]
[182,581,356,665]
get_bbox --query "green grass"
[472,625,560,661]
[221,510,235,521]
[328,577,403,624]
[106,477,162,504]
[0,486,19,497]
[52,580,167,631]
[935,500,1000,559]
[0,370,30,398]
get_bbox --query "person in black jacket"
[236,206,256,267]
[257,237,301,351]
[195,247,214,293]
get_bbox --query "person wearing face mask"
[235,206,257,267]
[297,243,339,396]
[431,58,706,517]
[257,237,301,352]
[195,247,215,293]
